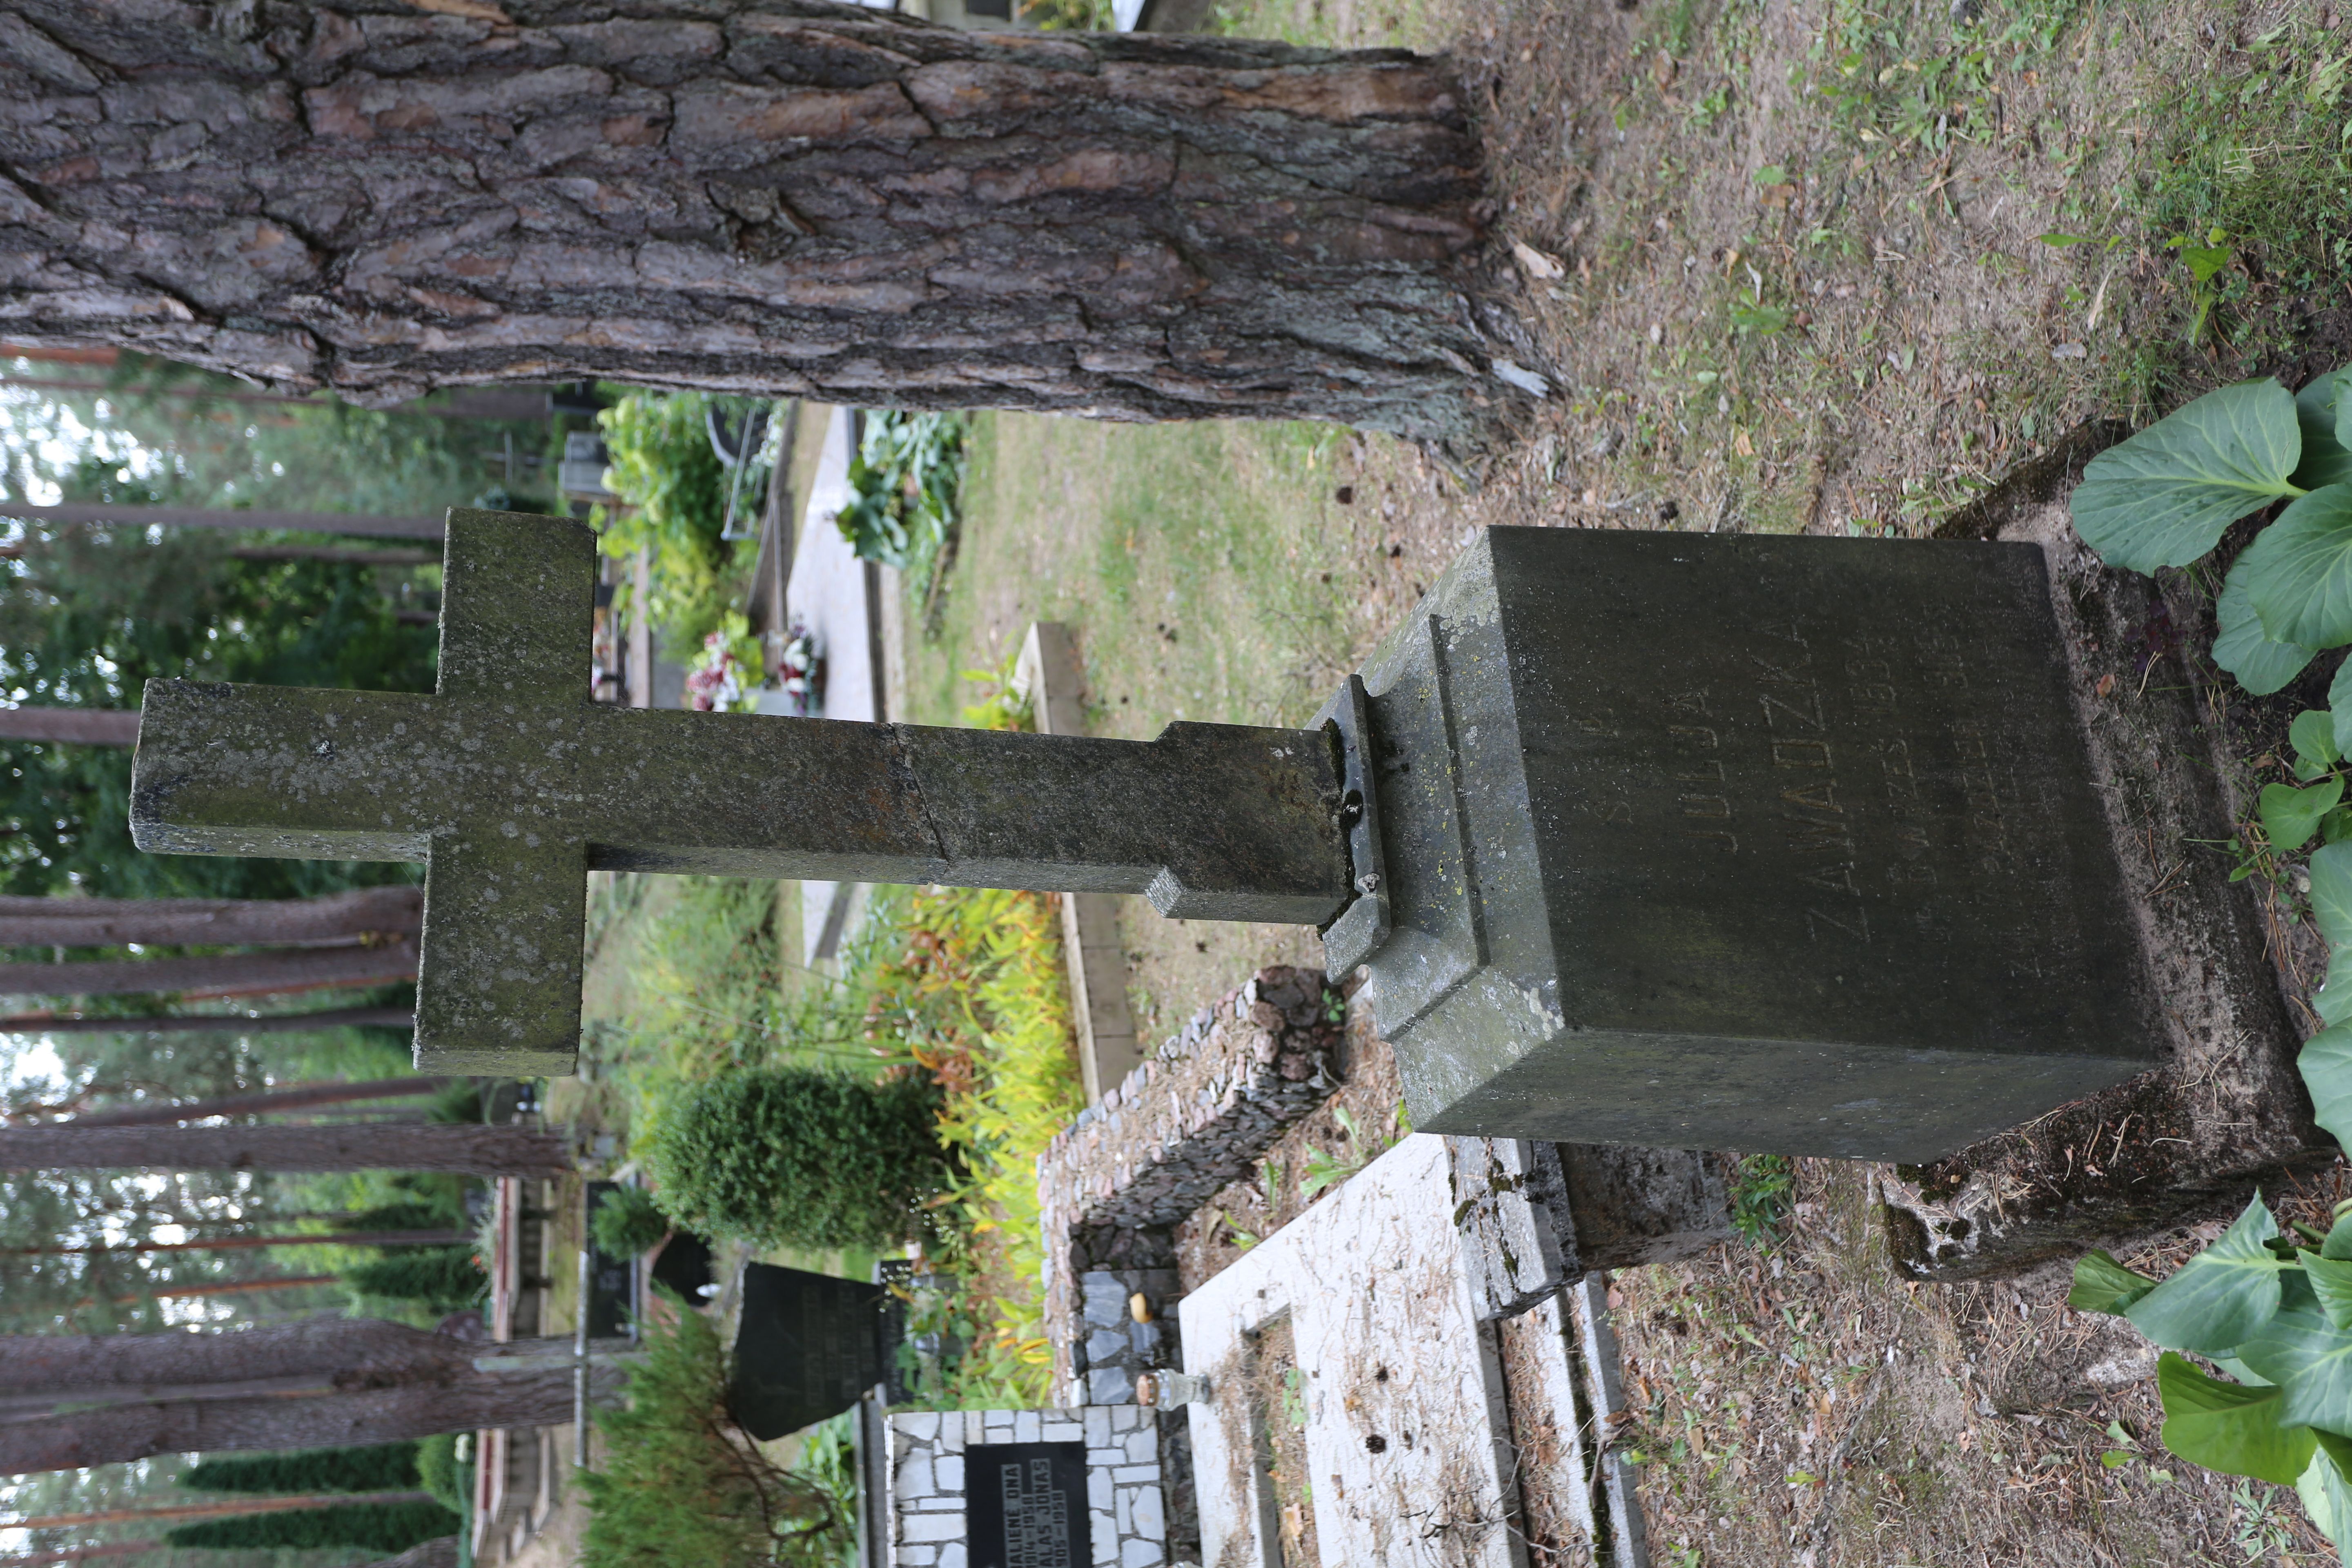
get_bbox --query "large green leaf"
[2263,778,2345,852]
[2302,1023,2352,1151]
[2129,1195,2287,1353]
[2071,380,2304,572]
[2237,1303,2352,1438]
[2335,657,2352,762]
[2297,1431,2352,1561]
[2158,1351,2321,1484]
[2071,1250,2159,1315]
[2216,565,2321,695]
[2238,484,2352,649]
[2297,370,2352,491]
[2313,844,2352,947]
[2306,1253,2352,1330]
[2319,953,2352,1028]
[2296,710,2345,778]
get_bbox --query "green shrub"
[164,1500,458,1552]
[592,1185,670,1259]
[2073,1194,2352,1557]
[643,1067,949,1251]
[836,411,968,570]
[181,1442,419,1495]
[596,391,748,656]
[341,1246,485,1309]
[583,1290,845,1568]
[415,1432,467,1516]
[1727,1154,1795,1247]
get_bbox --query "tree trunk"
[0,1121,570,1176]
[0,1320,617,1472]
[0,1,1504,442]
[0,886,421,948]
[58,1073,445,1127]
[7,1492,431,1530]
[0,1541,166,1567]
[0,938,419,999]
[114,1274,336,1304]
[356,1539,458,1568]
[0,708,138,746]
[0,1228,468,1254]
[0,1003,414,1036]
[7,503,446,540]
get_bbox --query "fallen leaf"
[1511,239,1566,281]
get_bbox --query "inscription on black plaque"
[965,1442,1089,1568]
[726,1263,897,1441]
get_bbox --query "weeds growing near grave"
[2068,370,2352,1550]
[1727,1154,1797,1247]
[2071,1191,2352,1555]
[2065,372,2352,1125]
[582,1289,849,1568]
[862,882,1085,1408]
[596,391,771,656]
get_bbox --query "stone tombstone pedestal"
[727,1263,900,1443]
[1340,528,2157,1162]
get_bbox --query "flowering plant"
[769,619,823,718]
[684,612,763,713]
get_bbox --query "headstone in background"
[582,1181,638,1339]
[649,1232,714,1303]
[728,1263,900,1442]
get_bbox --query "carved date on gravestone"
[965,1442,1090,1568]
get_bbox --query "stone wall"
[1037,966,1344,1403]
[885,1405,1168,1568]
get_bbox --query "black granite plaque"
[965,1442,1090,1568]
[726,1263,896,1441]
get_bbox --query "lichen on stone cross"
[130,510,1350,1076]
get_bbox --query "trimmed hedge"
[590,1184,669,1259]
[181,1442,419,1495]
[165,1500,458,1552]
[643,1067,947,1251]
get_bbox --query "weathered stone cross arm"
[129,510,1350,1076]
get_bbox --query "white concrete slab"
[1179,1134,1526,1568]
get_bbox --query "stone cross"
[130,510,1349,1074]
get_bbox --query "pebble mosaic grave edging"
[1037,966,1343,1404]
[886,1404,1168,1568]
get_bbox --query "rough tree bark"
[0,1120,572,1175]
[0,1227,468,1254]
[0,0,1510,441]
[0,937,419,998]
[57,1072,445,1127]
[0,1003,415,1035]
[0,886,421,947]
[0,1319,618,1472]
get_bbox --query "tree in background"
[164,1499,459,1555]
[0,510,438,901]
